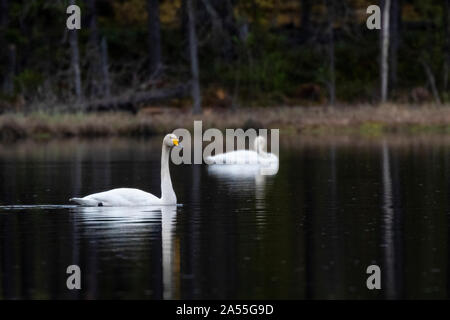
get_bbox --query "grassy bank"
[2,104,450,141]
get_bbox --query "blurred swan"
[70,134,179,206]
[206,136,278,165]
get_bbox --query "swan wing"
[70,188,161,207]
[206,150,279,166]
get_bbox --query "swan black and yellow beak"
[172,138,179,146]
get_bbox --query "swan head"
[164,133,179,148]
[254,136,266,154]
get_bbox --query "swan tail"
[70,197,99,206]
[205,156,215,164]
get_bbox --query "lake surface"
[1,135,450,299]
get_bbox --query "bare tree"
[0,0,8,51]
[380,0,391,103]
[389,0,401,94]
[86,0,99,49]
[187,0,202,114]
[85,0,101,95]
[3,44,15,95]
[0,0,11,94]
[147,0,162,76]
[444,0,450,91]
[201,0,223,35]
[0,0,7,29]
[201,0,234,59]
[100,37,111,98]
[300,0,312,41]
[421,60,441,105]
[69,0,82,101]
[326,0,336,106]
[85,0,111,98]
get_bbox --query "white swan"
[206,136,278,165]
[69,134,179,207]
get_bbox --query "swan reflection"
[71,205,179,299]
[207,162,278,218]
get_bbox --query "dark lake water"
[1,135,450,299]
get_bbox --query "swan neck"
[254,139,265,154]
[161,143,176,204]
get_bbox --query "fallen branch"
[86,83,190,113]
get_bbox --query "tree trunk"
[0,0,7,26]
[85,0,101,97]
[300,0,312,41]
[187,0,202,114]
[444,0,450,91]
[147,0,162,76]
[100,37,111,98]
[389,0,401,94]
[326,0,336,106]
[201,0,222,33]
[380,0,391,103]
[3,44,15,95]
[0,0,8,43]
[201,0,234,59]
[181,0,189,53]
[86,0,99,47]
[0,0,10,94]
[69,0,82,101]
[421,60,442,105]
[0,0,8,44]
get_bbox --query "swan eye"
[172,139,179,146]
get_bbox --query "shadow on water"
[1,136,450,299]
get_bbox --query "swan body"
[69,188,161,207]
[206,136,278,165]
[70,134,179,207]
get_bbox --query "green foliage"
[202,30,297,105]
[1,0,450,108]
[15,70,43,96]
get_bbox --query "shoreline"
[2,104,450,142]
